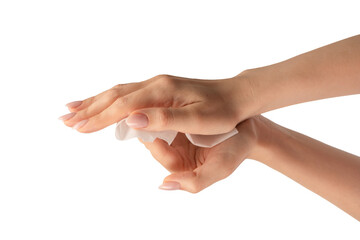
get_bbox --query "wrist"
[234,64,293,120]
[234,116,265,160]
[233,115,288,166]
[230,69,265,122]
[244,115,282,163]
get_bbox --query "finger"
[64,89,120,124]
[66,82,143,117]
[71,86,164,132]
[65,73,173,115]
[160,153,237,193]
[66,86,115,112]
[128,104,206,134]
[141,138,170,156]
[65,84,144,126]
[141,138,180,172]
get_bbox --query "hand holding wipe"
[115,117,238,148]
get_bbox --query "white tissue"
[115,118,238,148]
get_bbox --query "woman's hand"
[140,118,257,193]
[142,114,360,221]
[60,35,360,135]
[59,74,256,134]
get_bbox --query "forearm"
[236,35,360,118]
[249,116,360,221]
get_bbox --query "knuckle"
[156,74,171,79]
[157,108,173,127]
[75,108,89,120]
[106,88,120,98]
[157,75,177,88]
[116,96,129,106]
[112,83,125,89]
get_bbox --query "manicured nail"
[126,113,148,128]
[66,101,82,109]
[159,181,181,190]
[58,112,76,121]
[72,119,88,130]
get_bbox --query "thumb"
[159,156,235,193]
[127,106,202,133]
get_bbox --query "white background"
[0,0,359,239]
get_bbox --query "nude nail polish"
[159,181,181,190]
[72,119,88,130]
[66,101,82,109]
[58,112,76,121]
[126,113,149,128]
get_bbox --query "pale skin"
[140,116,360,221]
[60,35,360,220]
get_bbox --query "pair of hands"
[59,35,360,219]
[59,74,262,193]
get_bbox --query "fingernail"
[159,181,181,190]
[58,112,76,121]
[66,101,82,108]
[126,113,148,128]
[72,119,88,130]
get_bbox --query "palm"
[142,132,244,175]
[160,133,208,173]
[141,131,248,193]
[140,120,254,192]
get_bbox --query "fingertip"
[158,181,181,190]
[67,107,79,113]
[72,119,89,132]
[65,100,83,109]
[58,112,76,121]
[126,112,149,129]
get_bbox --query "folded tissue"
[115,118,238,148]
